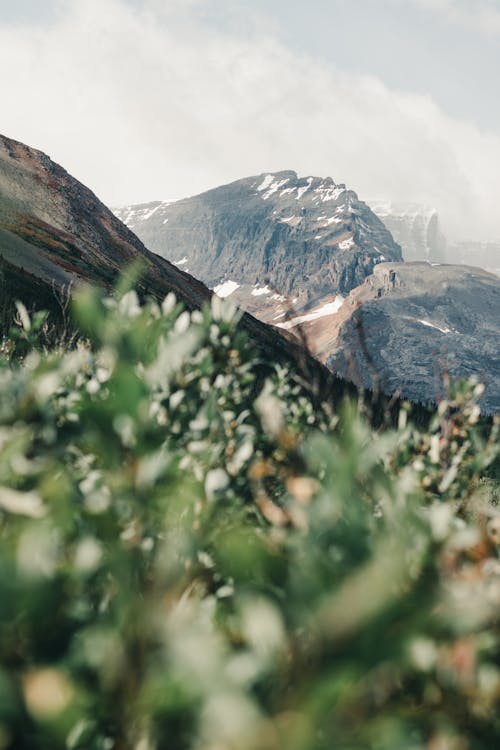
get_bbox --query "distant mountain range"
[369,201,447,263]
[447,239,500,278]
[371,200,500,277]
[0,136,497,411]
[116,173,500,411]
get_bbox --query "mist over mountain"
[370,201,448,263]
[3,0,500,246]
[371,200,500,276]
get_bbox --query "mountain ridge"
[115,175,500,412]
[314,261,500,412]
[114,170,403,321]
[0,134,340,384]
[0,133,210,311]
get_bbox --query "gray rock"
[322,263,500,412]
[114,171,403,311]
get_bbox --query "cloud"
[0,0,499,240]
[408,0,500,34]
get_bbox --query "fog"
[0,0,499,242]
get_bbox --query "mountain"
[116,178,499,411]
[370,201,447,263]
[0,134,211,318]
[303,262,500,412]
[371,201,500,277]
[5,137,493,411]
[114,171,403,323]
[0,135,335,379]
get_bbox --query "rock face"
[308,263,500,413]
[114,171,403,321]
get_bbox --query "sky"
[0,0,499,240]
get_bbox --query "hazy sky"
[0,0,499,240]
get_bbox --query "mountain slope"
[114,171,403,322]
[302,262,500,412]
[0,134,212,317]
[0,135,339,382]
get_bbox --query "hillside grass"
[0,282,498,750]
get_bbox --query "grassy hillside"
[0,283,498,750]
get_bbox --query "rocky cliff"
[114,171,403,321]
[306,262,500,412]
[115,177,499,411]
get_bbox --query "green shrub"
[0,284,498,750]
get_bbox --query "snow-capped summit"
[114,171,402,324]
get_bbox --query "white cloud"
[0,0,499,240]
[408,0,500,34]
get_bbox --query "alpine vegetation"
[0,283,498,750]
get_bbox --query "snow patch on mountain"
[277,296,345,331]
[262,178,290,200]
[339,237,355,251]
[115,201,175,229]
[313,186,346,203]
[252,285,272,297]
[257,174,274,192]
[296,178,314,201]
[214,280,240,298]
[416,319,453,334]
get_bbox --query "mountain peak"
[114,171,402,321]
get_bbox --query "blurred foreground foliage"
[0,283,499,750]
